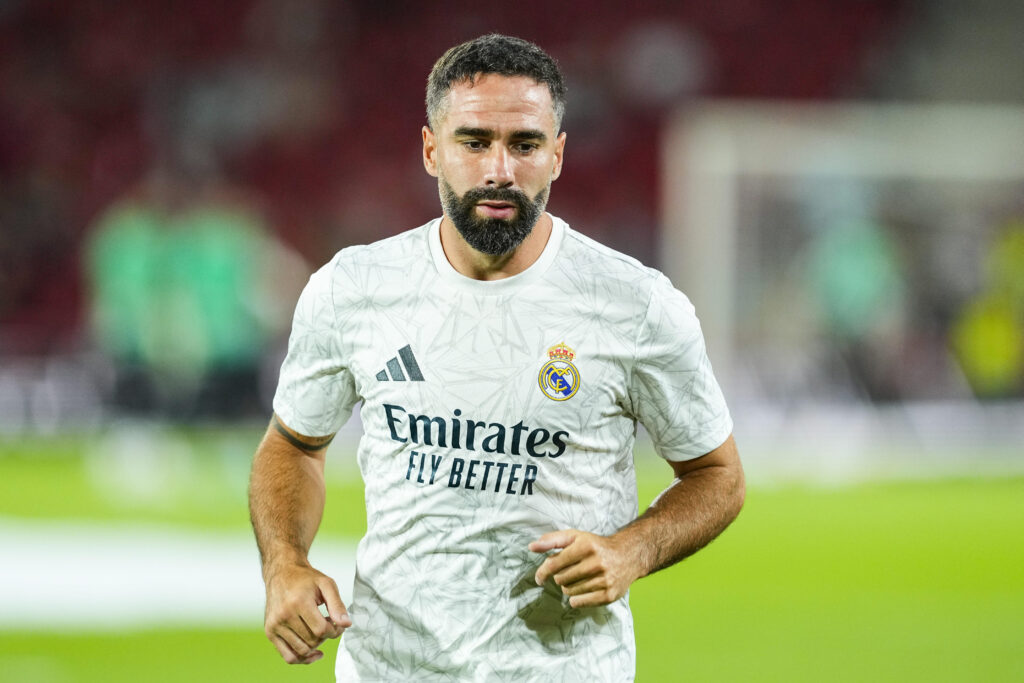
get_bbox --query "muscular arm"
[621,434,744,576]
[531,434,745,607]
[250,416,334,570]
[249,415,350,664]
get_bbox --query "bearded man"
[250,33,744,682]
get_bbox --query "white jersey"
[273,215,733,682]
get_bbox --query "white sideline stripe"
[0,519,357,631]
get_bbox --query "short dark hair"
[426,34,567,131]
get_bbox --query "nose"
[483,145,514,187]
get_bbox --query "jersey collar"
[427,213,566,295]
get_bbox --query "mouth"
[476,201,517,219]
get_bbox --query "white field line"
[0,519,356,631]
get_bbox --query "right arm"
[249,414,351,665]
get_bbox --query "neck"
[439,213,553,281]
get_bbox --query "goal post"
[660,101,1024,400]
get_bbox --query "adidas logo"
[375,345,425,382]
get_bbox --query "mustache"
[461,186,530,205]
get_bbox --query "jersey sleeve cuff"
[656,414,734,462]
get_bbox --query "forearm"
[249,421,328,579]
[530,438,744,607]
[617,442,745,579]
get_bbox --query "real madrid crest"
[539,342,580,401]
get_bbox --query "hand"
[529,529,642,608]
[263,563,352,664]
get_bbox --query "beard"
[440,177,549,256]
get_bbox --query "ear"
[550,131,566,182]
[422,126,439,178]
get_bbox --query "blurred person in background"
[951,218,1024,398]
[249,34,743,681]
[805,216,908,401]
[85,154,305,420]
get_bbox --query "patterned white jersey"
[273,215,733,682]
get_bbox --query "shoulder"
[312,221,434,292]
[556,220,671,308]
[329,221,432,270]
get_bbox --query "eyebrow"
[452,126,548,143]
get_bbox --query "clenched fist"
[263,564,352,664]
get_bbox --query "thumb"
[317,575,352,630]
[528,530,577,553]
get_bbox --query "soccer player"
[249,34,744,681]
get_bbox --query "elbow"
[729,463,746,522]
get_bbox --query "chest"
[342,288,639,431]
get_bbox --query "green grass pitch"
[1,431,1022,681]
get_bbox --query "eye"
[513,142,538,155]
[462,139,487,151]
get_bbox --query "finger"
[552,557,600,588]
[272,628,322,664]
[528,530,577,553]
[274,638,321,663]
[567,589,616,609]
[271,634,323,665]
[317,576,352,630]
[298,607,334,645]
[285,612,320,648]
[297,587,343,643]
[560,573,606,597]
[535,541,589,586]
[281,622,316,654]
[270,634,301,664]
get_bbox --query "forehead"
[439,74,556,133]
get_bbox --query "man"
[249,34,744,681]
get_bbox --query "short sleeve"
[272,260,359,437]
[628,274,733,461]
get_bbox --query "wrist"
[261,549,311,583]
[610,526,653,582]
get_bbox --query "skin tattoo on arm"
[250,415,349,665]
[272,415,336,453]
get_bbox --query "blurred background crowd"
[2,0,1024,431]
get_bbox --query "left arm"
[530,434,744,608]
